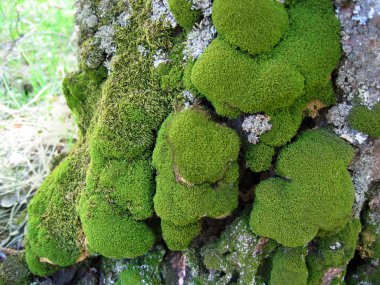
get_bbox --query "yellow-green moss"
[348,103,380,138]
[168,0,201,30]
[250,130,355,247]
[245,143,275,172]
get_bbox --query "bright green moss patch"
[212,0,289,55]
[25,242,58,277]
[79,194,155,259]
[245,143,275,172]
[307,219,361,285]
[161,220,201,250]
[270,247,308,285]
[250,130,355,247]
[153,109,240,249]
[168,108,240,184]
[191,0,340,148]
[348,103,380,138]
[168,0,201,30]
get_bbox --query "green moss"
[212,0,289,55]
[203,214,277,284]
[270,247,308,285]
[168,0,201,30]
[25,243,57,277]
[250,130,355,247]
[245,143,275,172]
[153,109,240,249]
[79,194,155,259]
[348,103,380,138]
[161,220,201,251]
[168,108,240,184]
[0,254,30,285]
[307,219,361,285]
[190,0,340,148]
[26,143,89,271]
[114,246,165,285]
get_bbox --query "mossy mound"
[348,103,380,138]
[213,0,289,55]
[270,247,308,285]
[250,130,355,247]
[168,0,201,30]
[190,0,340,147]
[153,108,240,250]
[245,143,275,172]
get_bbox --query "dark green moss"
[270,247,308,285]
[348,103,380,138]
[0,254,30,285]
[168,0,201,30]
[213,0,289,55]
[250,130,355,247]
[307,219,361,285]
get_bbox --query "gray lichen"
[242,114,272,144]
[151,0,177,28]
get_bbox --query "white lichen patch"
[189,0,212,17]
[75,3,98,30]
[242,114,272,144]
[327,103,368,145]
[182,90,195,108]
[151,0,177,28]
[138,44,150,56]
[183,17,216,59]
[94,25,116,57]
[153,49,168,68]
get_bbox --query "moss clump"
[0,254,30,285]
[270,247,308,285]
[168,0,201,30]
[250,130,355,247]
[213,0,289,55]
[26,143,89,275]
[161,220,200,250]
[245,143,275,172]
[348,103,380,138]
[167,108,240,184]
[153,108,240,250]
[307,219,361,285]
[190,0,340,148]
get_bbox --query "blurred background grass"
[0,0,77,249]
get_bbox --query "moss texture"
[245,143,275,172]
[270,247,308,285]
[0,254,30,285]
[168,0,201,30]
[250,130,355,247]
[348,103,380,138]
[153,108,240,250]
[190,0,340,147]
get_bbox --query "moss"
[25,243,57,277]
[245,143,275,172]
[26,143,89,271]
[79,194,155,259]
[168,0,201,30]
[250,130,355,247]
[307,219,361,285]
[348,103,380,138]
[0,254,30,285]
[114,246,165,285]
[153,109,240,249]
[203,214,277,284]
[270,247,308,285]
[190,0,340,149]
[213,0,289,55]
[161,220,201,251]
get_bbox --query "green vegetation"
[0,254,30,285]
[153,108,240,249]
[245,143,275,172]
[190,0,340,149]
[168,0,201,30]
[307,219,361,285]
[250,130,355,247]
[213,0,289,55]
[348,103,380,138]
[270,247,308,285]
